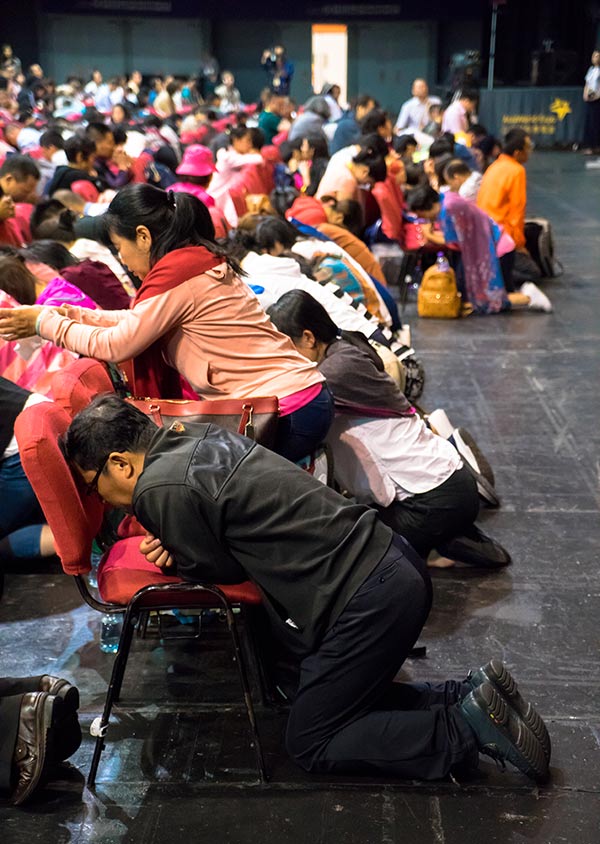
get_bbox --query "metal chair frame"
[73,575,268,786]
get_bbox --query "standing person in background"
[582,50,600,154]
[441,90,478,136]
[395,79,441,134]
[261,45,294,96]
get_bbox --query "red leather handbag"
[126,396,280,448]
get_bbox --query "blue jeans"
[274,384,334,463]
[0,453,44,558]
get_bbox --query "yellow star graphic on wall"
[549,98,572,121]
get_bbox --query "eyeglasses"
[85,455,109,496]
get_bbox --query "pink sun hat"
[175,144,216,177]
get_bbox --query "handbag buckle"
[242,403,255,439]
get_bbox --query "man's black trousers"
[285,533,478,779]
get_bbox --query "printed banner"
[478,87,584,147]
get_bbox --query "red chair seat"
[51,358,115,417]
[98,536,262,607]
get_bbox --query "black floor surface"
[1,151,599,842]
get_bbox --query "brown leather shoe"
[11,692,63,806]
[38,676,79,712]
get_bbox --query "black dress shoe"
[39,677,81,761]
[1,676,81,763]
[1,675,79,713]
[38,676,80,712]
[436,526,511,568]
[11,692,63,806]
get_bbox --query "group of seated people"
[0,64,554,805]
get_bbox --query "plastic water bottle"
[436,251,450,272]
[100,613,123,654]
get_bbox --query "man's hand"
[0,195,15,221]
[0,306,44,340]
[139,533,174,569]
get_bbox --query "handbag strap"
[144,400,257,439]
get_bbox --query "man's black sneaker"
[465,659,551,762]
[436,526,511,568]
[459,682,549,783]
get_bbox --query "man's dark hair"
[64,134,97,164]
[86,122,113,140]
[460,88,479,103]
[40,129,65,150]
[404,161,427,187]
[392,134,417,155]
[0,154,40,182]
[359,108,388,135]
[64,395,157,472]
[503,128,529,156]
[469,123,488,137]
[406,184,440,213]
[444,158,472,181]
[429,136,454,159]
[350,94,378,112]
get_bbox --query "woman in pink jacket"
[0,184,333,461]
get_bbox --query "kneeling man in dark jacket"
[63,395,550,783]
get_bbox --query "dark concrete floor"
[1,151,599,843]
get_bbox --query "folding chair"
[14,401,268,786]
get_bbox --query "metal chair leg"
[136,611,150,638]
[112,611,140,703]
[223,605,268,782]
[88,605,137,787]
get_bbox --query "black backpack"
[524,218,563,278]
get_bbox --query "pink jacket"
[38,263,324,400]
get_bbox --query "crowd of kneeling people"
[0,80,554,805]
